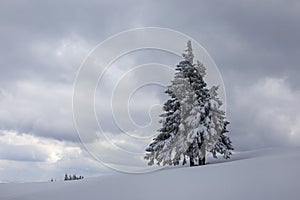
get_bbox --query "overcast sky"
[0,0,300,182]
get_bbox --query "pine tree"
[161,63,199,166]
[145,41,233,167]
[181,58,211,166]
[64,174,68,181]
[165,59,211,166]
[207,86,234,158]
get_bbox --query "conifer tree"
[145,41,233,167]
[64,174,69,181]
[207,86,234,158]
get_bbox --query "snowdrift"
[1,148,299,200]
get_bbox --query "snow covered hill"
[1,148,299,200]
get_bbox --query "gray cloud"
[0,79,76,141]
[228,77,300,150]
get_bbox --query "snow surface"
[1,147,299,200]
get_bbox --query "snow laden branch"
[145,41,233,167]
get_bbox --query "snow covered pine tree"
[145,41,233,167]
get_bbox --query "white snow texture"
[0,147,299,200]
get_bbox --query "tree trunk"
[199,157,206,165]
[189,156,195,167]
[183,156,187,165]
[198,133,206,165]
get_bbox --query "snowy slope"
[1,148,299,200]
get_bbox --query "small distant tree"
[64,174,69,181]
[64,173,84,181]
